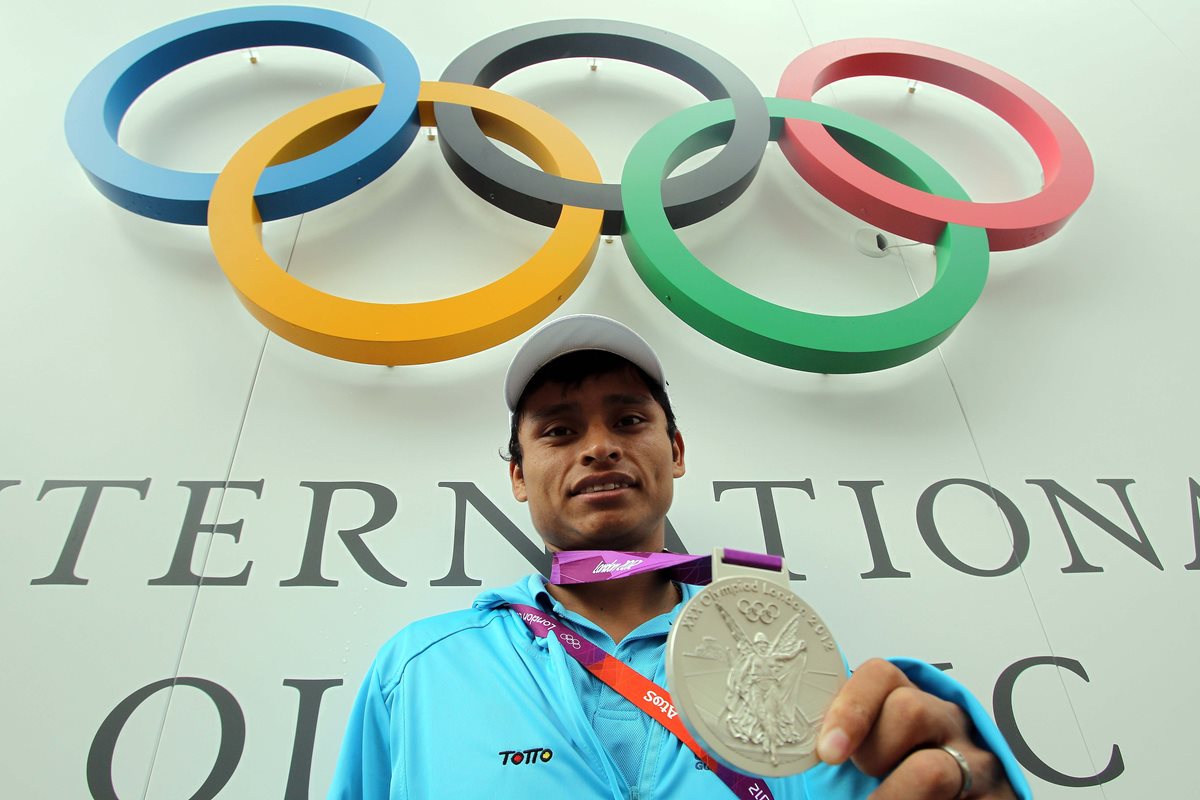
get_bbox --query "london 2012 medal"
[666,548,846,777]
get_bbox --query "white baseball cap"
[504,314,667,411]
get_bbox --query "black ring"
[435,19,770,235]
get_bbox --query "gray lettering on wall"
[72,653,1118,797]
[281,482,405,587]
[15,474,1200,587]
[1027,479,1163,573]
[87,677,245,800]
[993,656,1124,787]
[431,482,550,586]
[283,679,343,799]
[838,480,912,579]
[149,481,264,586]
[712,481,813,580]
[0,479,20,549]
[32,479,151,586]
[1186,478,1200,571]
[916,479,1029,577]
[0,479,19,531]
[663,517,690,555]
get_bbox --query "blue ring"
[64,5,420,224]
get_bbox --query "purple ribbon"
[550,548,783,586]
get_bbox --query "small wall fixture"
[854,228,891,258]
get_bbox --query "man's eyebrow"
[604,393,654,406]
[525,393,653,422]
[526,401,578,422]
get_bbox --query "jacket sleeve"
[893,657,1033,800]
[327,659,404,800]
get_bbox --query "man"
[329,314,1028,799]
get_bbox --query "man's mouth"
[571,473,636,496]
[577,482,631,495]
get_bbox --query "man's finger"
[850,686,968,776]
[866,746,966,800]
[869,742,1013,800]
[817,658,912,764]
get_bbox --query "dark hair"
[502,350,678,467]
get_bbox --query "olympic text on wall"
[65,7,1093,373]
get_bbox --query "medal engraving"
[668,576,845,777]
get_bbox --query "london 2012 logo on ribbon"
[65,7,1093,374]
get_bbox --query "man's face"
[509,366,685,552]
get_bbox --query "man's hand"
[816,659,1016,800]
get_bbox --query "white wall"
[1,0,1195,797]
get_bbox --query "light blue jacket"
[329,576,1031,799]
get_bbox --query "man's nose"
[579,424,621,463]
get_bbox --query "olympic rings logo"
[559,634,583,651]
[65,7,1093,373]
[736,600,781,624]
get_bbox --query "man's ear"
[510,460,528,502]
[672,430,686,479]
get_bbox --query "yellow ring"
[208,81,603,365]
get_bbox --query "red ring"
[777,38,1093,251]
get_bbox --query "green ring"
[620,97,989,373]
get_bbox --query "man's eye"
[543,426,573,437]
[617,415,646,427]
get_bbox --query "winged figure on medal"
[713,601,820,766]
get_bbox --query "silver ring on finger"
[939,745,973,799]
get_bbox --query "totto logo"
[499,748,553,766]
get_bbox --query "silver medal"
[666,549,846,777]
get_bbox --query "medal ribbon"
[510,602,776,800]
[550,548,782,585]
